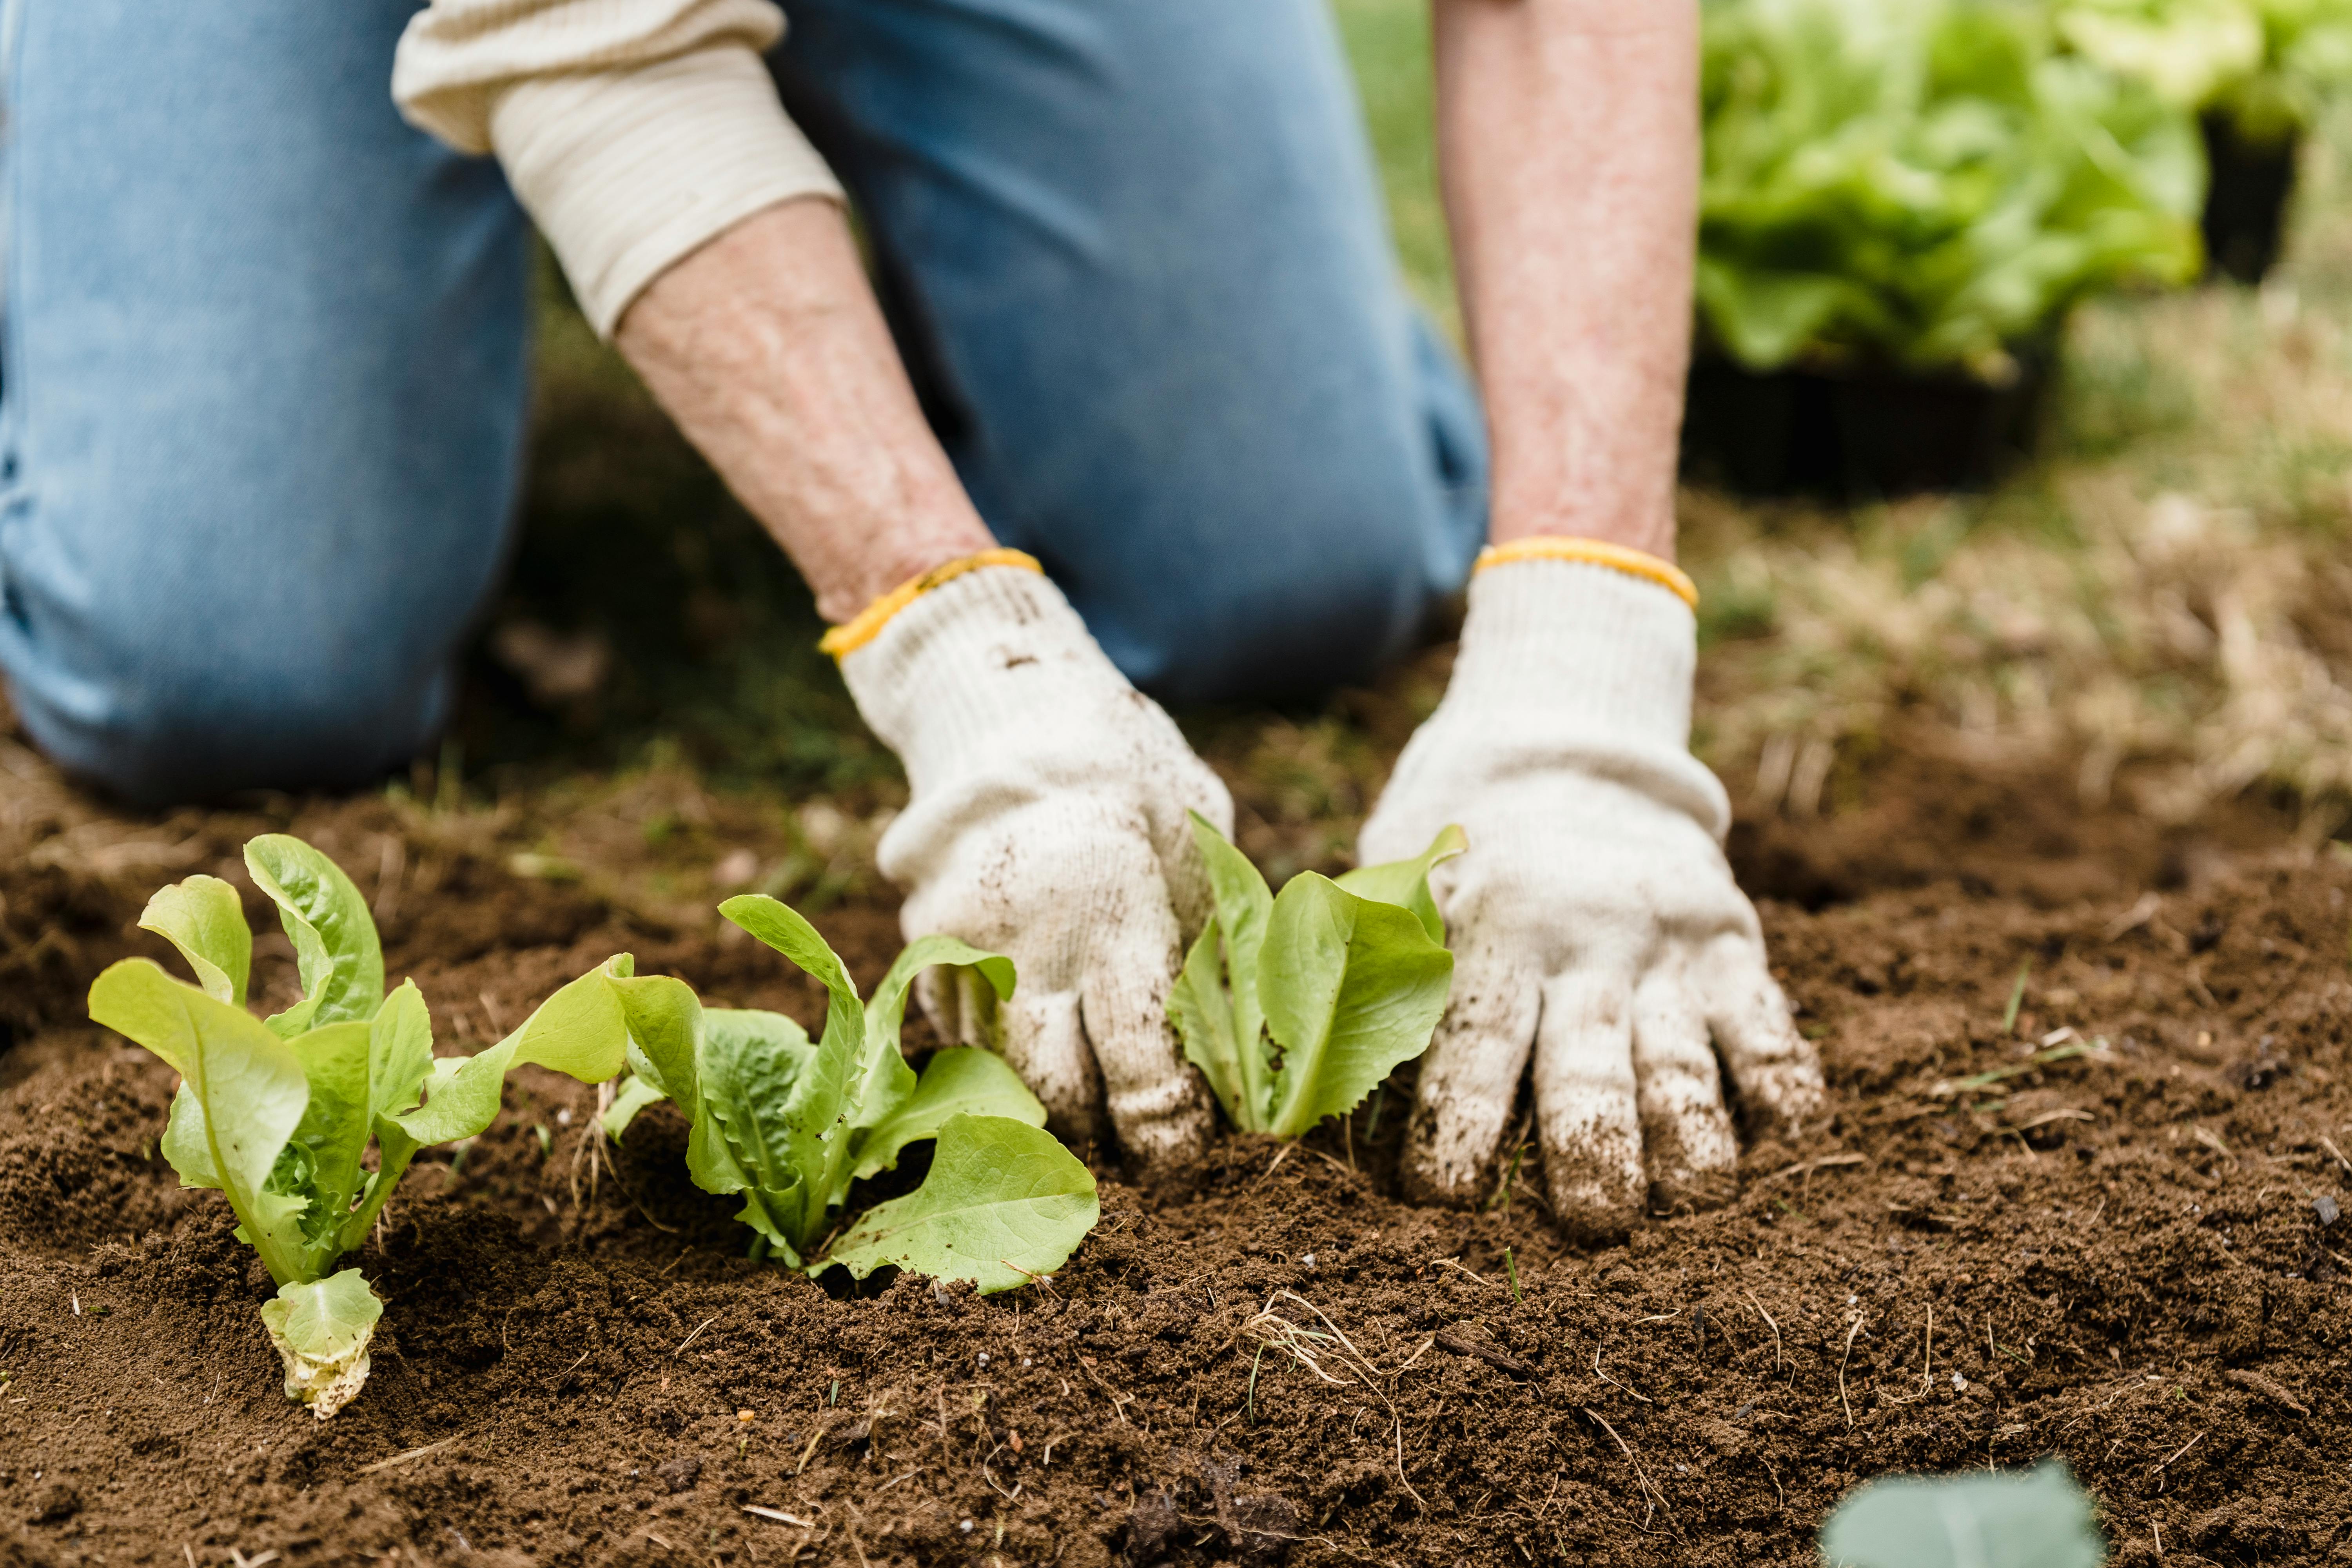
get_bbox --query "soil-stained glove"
[1357,541,1825,1241]
[836,554,1229,1173]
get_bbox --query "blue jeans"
[0,0,1488,805]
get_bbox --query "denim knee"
[8,628,449,808]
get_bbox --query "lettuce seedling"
[601,895,1098,1292]
[88,835,631,1418]
[1169,815,1461,1139]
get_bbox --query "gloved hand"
[837,555,1228,1174]
[1357,542,1824,1241]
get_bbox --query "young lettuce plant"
[1169,815,1462,1139]
[87,835,632,1419]
[601,895,1098,1293]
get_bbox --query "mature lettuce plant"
[1169,817,1460,1140]
[1697,0,2203,376]
[2053,0,2352,144]
[601,896,1097,1293]
[88,836,630,1418]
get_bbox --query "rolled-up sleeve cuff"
[489,44,844,337]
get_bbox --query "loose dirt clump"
[2,743,2348,1566]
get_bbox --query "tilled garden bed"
[2,758,2347,1567]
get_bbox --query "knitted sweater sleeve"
[393,0,844,338]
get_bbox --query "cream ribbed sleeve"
[394,0,845,338]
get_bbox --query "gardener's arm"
[1359,0,1826,1239]
[1435,0,1695,558]
[394,1,1227,1174]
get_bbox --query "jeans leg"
[776,0,1490,703]
[0,0,532,805]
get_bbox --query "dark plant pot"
[1680,346,2053,501]
[2200,111,2299,284]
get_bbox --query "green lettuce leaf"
[696,1007,813,1258]
[601,1074,670,1141]
[853,1048,1047,1180]
[137,874,250,1007]
[1260,876,1456,1141]
[822,1114,1099,1294]
[89,959,313,1284]
[395,955,633,1145]
[857,935,1016,1132]
[719,895,869,1230]
[1334,823,1468,943]
[245,835,384,1036]
[337,981,437,1254]
[1819,1460,2106,1568]
[1172,819,1459,1138]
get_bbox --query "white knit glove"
[1358,551,1825,1241]
[838,562,1228,1172]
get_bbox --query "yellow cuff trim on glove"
[818,548,1044,659]
[1474,536,1698,610]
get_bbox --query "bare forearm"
[613,199,996,623]
[1434,0,1698,559]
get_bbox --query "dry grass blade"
[1742,1289,1786,1374]
[1592,1347,1653,1404]
[358,1436,459,1475]
[741,1507,813,1527]
[1838,1312,1865,1430]
[1241,1290,1426,1506]
[1580,1406,1668,1528]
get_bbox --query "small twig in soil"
[1430,1257,1496,1287]
[1762,1153,1866,1185]
[1838,1312,1865,1430]
[2221,1368,2309,1416]
[1579,1406,1666,1528]
[1742,1289,1786,1373]
[1592,1347,1653,1404]
[980,1443,1020,1503]
[742,1507,814,1527]
[2191,1127,2236,1165]
[1078,1356,1137,1425]
[2102,892,2160,941]
[1433,1329,1533,1377]
[1252,1145,1294,1189]
[675,1315,719,1356]
[2150,1430,2207,1474]
[995,1258,1060,1297]
[2319,1134,2352,1176]
[358,1436,460,1475]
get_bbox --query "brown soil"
[3,735,2348,1568]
